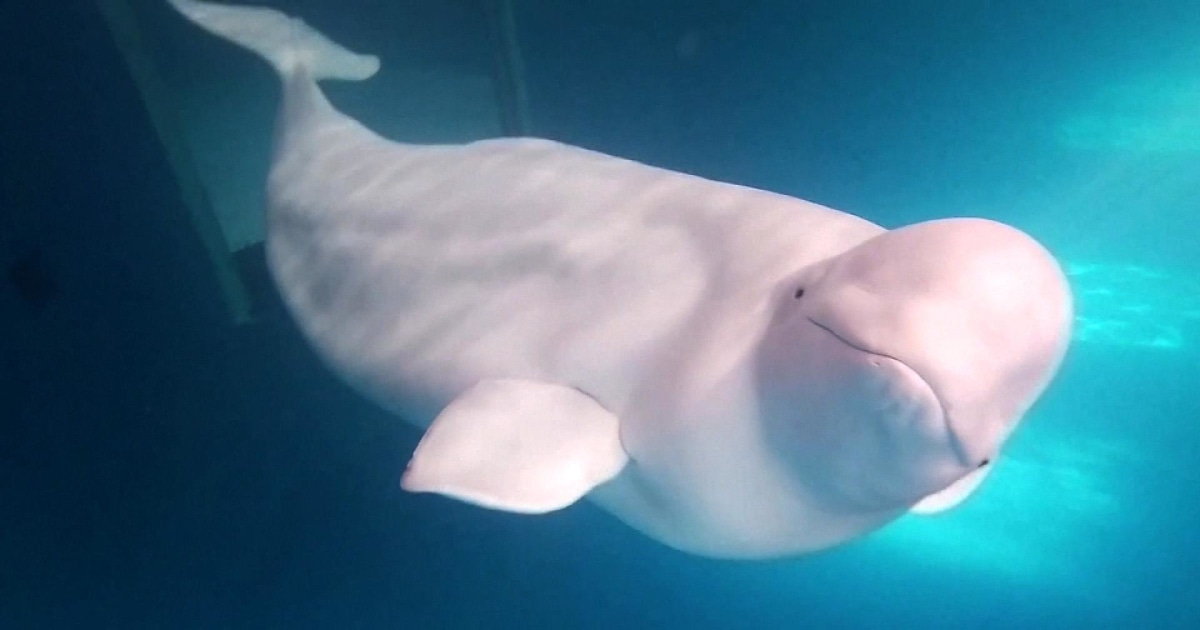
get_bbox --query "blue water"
[2,0,1198,627]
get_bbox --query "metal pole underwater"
[96,0,255,325]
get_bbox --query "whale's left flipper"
[910,461,992,514]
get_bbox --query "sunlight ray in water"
[1066,261,1200,350]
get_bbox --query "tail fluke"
[166,0,380,81]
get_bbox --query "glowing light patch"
[1058,77,1200,152]
[1065,261,1200,350]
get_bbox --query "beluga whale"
[168,0,1074,558]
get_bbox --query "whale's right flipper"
[401,379,630,514]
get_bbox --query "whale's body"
[272,84,887,556]
[170,0,1074,558]
[271,112,882,422]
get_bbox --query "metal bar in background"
[483,0,531,136]
[95,0,254,325]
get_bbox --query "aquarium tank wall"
[1,0,1198,627]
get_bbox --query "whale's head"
[758,218,1073,512]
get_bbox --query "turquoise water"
[2,0,1197,627]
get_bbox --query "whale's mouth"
[806,316,974,468]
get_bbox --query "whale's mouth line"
[806,316,974,467]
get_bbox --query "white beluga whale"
[169,0,1074,558]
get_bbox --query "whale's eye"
[793,288,806,299]
[978,458,990,469]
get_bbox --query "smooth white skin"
[267,74,1072,557]
[172,0,1074,558]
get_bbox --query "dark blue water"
[3,1,1198,627]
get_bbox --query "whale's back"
[265,96,880,424]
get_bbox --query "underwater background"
[2,0,1198,627]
